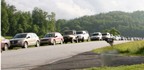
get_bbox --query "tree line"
[2,0,56,36]
[56,11,144,37]
[2,0,144,37]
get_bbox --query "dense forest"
[1,0,56,36]
[56,11,144,37]
[1,0,144,37]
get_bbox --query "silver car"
[10,33,40,48]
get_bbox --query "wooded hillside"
[57,11,144,37]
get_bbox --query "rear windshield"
[64,31,74,35]
[92,34,99,36]
[14,34,27,38]
[102,34,107,35]
[76,32,83,34]
[45,34,55,37]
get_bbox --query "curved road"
[1,41,128,70]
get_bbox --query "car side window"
[31,33,37,38]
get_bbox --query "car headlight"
[17,40,21,43]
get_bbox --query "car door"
[26,34,33,46]
[55,33,62,43]
[31,33,37,45]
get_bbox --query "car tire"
[3,44,8,51]
[82,38,84,42]
[60,40,63,44]
[52,40,56,45]
[87,37,90,42]
[35,41,40,47]
[64,41,67,44]
[23,42,28,48]
[75,38,78,43]
[71,39,74,43]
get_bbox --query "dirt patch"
[31,52,144,70]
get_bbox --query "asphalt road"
[1,41,128,70]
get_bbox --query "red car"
[40,32,64,45]
[1,36,10,51]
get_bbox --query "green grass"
[92,40,144,56]
[84,64,144,70]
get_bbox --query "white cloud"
[56,1,95,19]
[5,0,144,20]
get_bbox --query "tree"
[56,19,67,32]
[109,28,120,36]
[48,12,56,32]
[32,7,49,35]
[1,0,9,36]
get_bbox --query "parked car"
[102,33,111,40]
[1,36,10,51]
[40,32,64,45]
[10,33,40,48]
[76,30,90,42]
[114,35,121,40]
[63,30,78,43]
[121,36,127,40]
[90,32,102,41]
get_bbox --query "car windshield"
[64,31,73,35]
[92,34,99,36]
[14,34,27,38]
[45,34,55,38]
[76,32,83,34]
[102,34,107,36]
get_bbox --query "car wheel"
[78,39,81,42]
[64,41,68,44]
[60,40,63,44]
[23,42,28,48]
[71,39,74,43]
[3,44,8,51]
[35,41,40,47]
[82,38,84,42]
[52,40,56,45]
[75,38,78,43]
[87,37,90,41]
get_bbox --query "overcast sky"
[5,0,144,20]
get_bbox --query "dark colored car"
[40,32,64,45]
[63,30,78,43]
[1,36,10,51]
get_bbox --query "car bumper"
[40,41,52,44]
[91,37,100,40]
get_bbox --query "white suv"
[102,33,111,40]
[10,33,40,48]
[76,31,90,42]
[90,32,102,41]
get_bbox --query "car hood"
[1,39,9,43]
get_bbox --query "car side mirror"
[27,36,30,39]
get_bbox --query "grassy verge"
[84,41,144,70]
[92,40,144,56]
[84,64,144,70]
